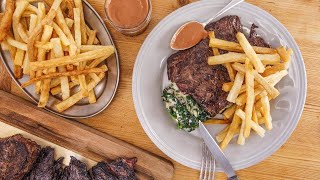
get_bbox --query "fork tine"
[212,158,216,180]
[199,143,205,180]
[207,147,212,180]
[204,145,208,179]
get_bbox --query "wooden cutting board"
[0,90,174,180]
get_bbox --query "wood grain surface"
[0,91,174,180]
[1,0,319,179]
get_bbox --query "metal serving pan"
[0,0,120,119]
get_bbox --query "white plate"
[132,1,307,171]
[0,0,120,119]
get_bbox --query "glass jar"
[104,0,152,36]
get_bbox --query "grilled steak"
[0,134,41,180]
[248,24,270,48]
[90,162,118,180]
[23,147,64,180]
[167,16,244,116]
[107,158,137,180]
[90,158,137,180]
[167,15,270,117]
[53,157,64,180]
[61,156,91,180]
[205,15,242,42]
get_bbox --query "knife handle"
[227,175,239,180]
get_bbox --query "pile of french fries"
[0,0,115,112]
[208,31,293,150]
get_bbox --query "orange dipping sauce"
[106,0,149,29]
[171,21,208,50]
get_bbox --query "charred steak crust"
[0,134,41,180]
[90,158,137,180]
[62,156,91,180]
[205,15,242,42]
[23,147,57,180]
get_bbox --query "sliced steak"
[0,134,41,180]
[107,158,137,180]
[23,147,55,180]
[62,156,91,180]
[90,162,118,180]
[90,158,137,180]
[53,157,64,180]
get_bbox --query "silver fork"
[199,142,216,180]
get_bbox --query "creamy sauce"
[171,21,208,50]
[106,0,149,29]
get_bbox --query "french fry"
[74,0,87,44]
[209,37,277,54]
[220,106,242,150]
[14,65,23,79]
[232,63,280,99]
[216,125,230,143]
[260,93,272,130]
[65,17,74,29]
[38,48,56,107]
[235,88,263,106]
[22,65,107,88]
[12,0,29,40]
[204,119,230,125]
[14,49,25,66]
[27,0,63,62]
[51,81,78,95]
[88,55,109,68]
[80,45,105,52]
[222,104,236,119]
[35,41,53,50]
[252,70,280,99]
[26,4,38,14]
[88,73,100,83]
[0,0,15,42]
[88,90,96,103]
[30,46,114,70]
[209,32,236,81]
[35,25,53,94]
[28,14,37,35]
[236,32,265,73]
[262,64,286,77]
[74,8,87,91]
[6,36,27,51]
[237,115,245,145]
[208,52,280,66]
[227,72,244,103]
[52,22,70,46]
[244,58,254,138]
[87,30,96,45]
[51,38,70,100]
[252,107,258,124]
[73,8,81,50]
[50,78,61,88]
[17,23,29,43]
[235,109,265,137]
[1,40,10,50]
[22,52,30,74]
[55,73,105,112]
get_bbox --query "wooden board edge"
[0,90,174,180]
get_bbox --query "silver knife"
[199,121,239,180]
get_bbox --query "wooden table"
[1,0,320,179]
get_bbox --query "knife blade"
[199,121,238,179]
